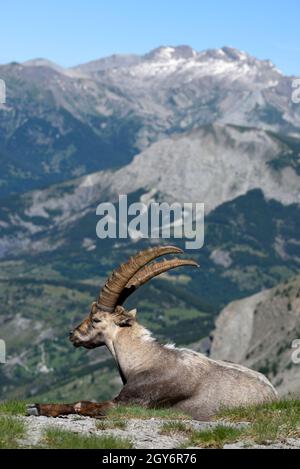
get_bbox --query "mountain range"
[1,45,299,197]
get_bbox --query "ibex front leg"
[27,400,115,418]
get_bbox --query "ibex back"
[28,246,277,420]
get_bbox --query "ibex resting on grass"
[28,246,277,420]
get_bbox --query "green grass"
[218,399,300,445]
[0,400,27,416]
[0,416,26,449]
[96,419,127,430]
[107,405,190,420]
[43,427,133,449]
[181,399,300,448]
[183,425,244,449]
[160,421,191,436]
[218,398,300,423]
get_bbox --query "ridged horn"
[117,258,199,305]
[97,245,183,312]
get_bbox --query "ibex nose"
[69,330,74,339]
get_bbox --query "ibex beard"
[28,245,278,420]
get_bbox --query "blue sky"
[1,0,299,75]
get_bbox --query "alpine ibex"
[28,246,277,420]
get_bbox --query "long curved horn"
[98,245,183,312]
[117,258,199,305]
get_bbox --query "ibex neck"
[106,324,158,382]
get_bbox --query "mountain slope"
[210,276,300,395]
[108,123,300,212]
[1,123,300,264]
[0,124,300,249]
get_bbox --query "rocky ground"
[13,415,300,449]
[17,415,218,449]
[223,440,300,449]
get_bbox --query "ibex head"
[70,304,137,349]
[69,245,198,349]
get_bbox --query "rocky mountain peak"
[22,58,64,72]
[144,45,197,61]
[221,46,249,61]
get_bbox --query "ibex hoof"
[27,404,40,416]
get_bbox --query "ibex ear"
[114,308,137,327]
[91,302,98,314]
[127,308,137,319]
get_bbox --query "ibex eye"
[93,318,101,323]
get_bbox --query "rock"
[210,276,300,395]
